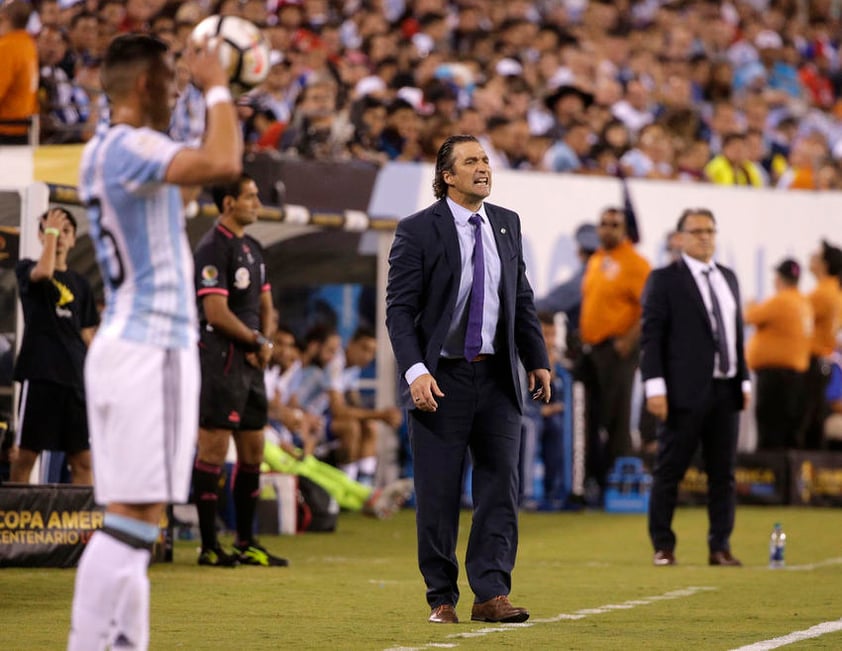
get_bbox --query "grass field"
[4,505,842,650]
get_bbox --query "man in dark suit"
[386,135,551,624]
[641,208,750,568]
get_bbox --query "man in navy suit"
[386,135,551,624]
[641,208,750,567]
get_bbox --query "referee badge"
[201,265,219,287]
[234,267,251,289]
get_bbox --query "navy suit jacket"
[640,258,748,411]
[386,198,549,410]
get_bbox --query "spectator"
[620,122,675,179]
[675,138,711,182]
[0,0,37,145]
[704,132,765,186]
[280,72,353,160]
[546,119,593,173]
[37,25,91,144]
[579,207,651,495]
[544,84,593,139]
[800,240,842,449]
[744,258,813,450]
[11,208,99,485]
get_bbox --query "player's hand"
[380,406,403,428]
[410,374,444,412]
[185,38,228,91]
[528,368,552,404]
[646,395,668,421]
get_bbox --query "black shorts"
[17,380,90,453]
[198,332,267,431]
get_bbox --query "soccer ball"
[190,15,270,94]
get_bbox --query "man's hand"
[410,374,444,412]
[528,368,552,404]
[646,395,668,421]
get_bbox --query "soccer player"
[12,207,98,486]
[68,34,242,651]
[191,173,287,568]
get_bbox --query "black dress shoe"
[709,550,742,566]
[471,595,529,623]
[429,604,459,623]
[653,550,676,566]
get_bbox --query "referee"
[191,174,287,567]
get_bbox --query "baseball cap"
[755,30,783,50]
[774,258,800,283]
[575,223,599,253]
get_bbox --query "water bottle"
[769,522,786,569]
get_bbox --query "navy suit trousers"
[409,356,521,608]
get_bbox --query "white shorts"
[85,335,199,505]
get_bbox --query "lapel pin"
[501,228,506,234]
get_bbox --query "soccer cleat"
[234,541,289,567]
[363,478,414,519]
[197,545,240,567]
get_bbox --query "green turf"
[4,506,842,650]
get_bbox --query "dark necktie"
[703,268,730,374]
[464,214,485,361]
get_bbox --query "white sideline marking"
[783,556,842,571]
[729,619,842,650]
[383,586,716,651]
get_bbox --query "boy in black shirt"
[12,207,99,484]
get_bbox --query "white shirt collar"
[682,252,716,276]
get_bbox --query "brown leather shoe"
[429,604,458,624]
[653,550,676,566]
[709,550,742,566]
[471,595,529,623]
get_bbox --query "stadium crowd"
[4,0,842,189]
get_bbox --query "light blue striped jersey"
[79,125,198,349]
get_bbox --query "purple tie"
[464,214,485,361]
[703,268,730,374]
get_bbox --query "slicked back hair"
[433,134,479,200]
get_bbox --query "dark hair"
[211,174,255,213]
[2,1,32,30]
[433,134,479,200]
[304,323,338,346]
[676,208,716,232]
[350,325,376,341]
[39,207,77,234]
[537,311,555,326]
[821,240,842,277]
[101,34,168,98]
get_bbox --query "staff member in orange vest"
[744,259,813,450]
[579,207,651,495]
[0,1,38,145]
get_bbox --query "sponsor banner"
[788,451,842,507]
[0,485,172,567]
[678,452,789,506]
[0,484,102,567]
